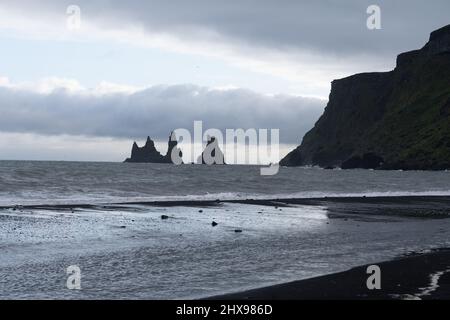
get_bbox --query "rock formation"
[281,24,450,170]
[197,136,226,165]
[164,132,183,164]
[124,133,183,164]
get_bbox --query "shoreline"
[206,249,450,300]
[3,194,450,211]
[2,192,450,299]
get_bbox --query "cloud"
[0,76,9,86]
[1,1,447,161]
[2,1,449,97]
[3,0,450,56]
[0,79,326,144]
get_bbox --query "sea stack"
[124,134,183,164]
[197,136,226,165]
[164,132,183,164]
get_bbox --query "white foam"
[416,268,450,298]
[392,268,450,300]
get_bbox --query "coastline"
[207,249,450,300]
[3,194,450,212]
[2,193,450,299]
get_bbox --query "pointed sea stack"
[163,132,183,164]
[124,136,165,163]
[124,134,183,164]
[197,136,226,165]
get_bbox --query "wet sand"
[2,195,450,299]
[4,195,450,215]
[208,249,450,300]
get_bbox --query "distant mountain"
[281,24,450,170]
[124,133,182,164]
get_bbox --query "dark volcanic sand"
[3,195,450,299]
[207,249,450,300]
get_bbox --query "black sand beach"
[2,194,450,299]
[208,249,450,300]
[4,195,450,216]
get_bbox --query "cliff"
[281,24,450,170]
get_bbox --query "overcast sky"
[0,0,449,161]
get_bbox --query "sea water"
[1,161,450,299]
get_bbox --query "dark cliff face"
[281,24,450,170]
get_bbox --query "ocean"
[1,161,450,299]
[2,161,450,205]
